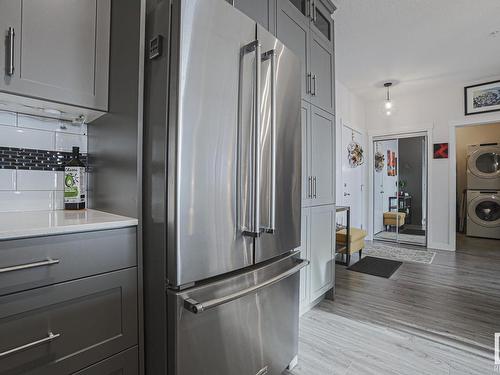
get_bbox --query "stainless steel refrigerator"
[143,0,305,374]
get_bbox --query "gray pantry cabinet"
[0,0,110,111]
[233,0,337,314]
[0,228,139,375]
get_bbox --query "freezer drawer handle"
[0,258,60,274]
[0,332,60,358]
[183,258,309,314]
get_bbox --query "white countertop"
[0,209,138,240]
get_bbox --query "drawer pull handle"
[0,259,60,274]
[0,332,60,358]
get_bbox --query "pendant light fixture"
[384,82,393,116]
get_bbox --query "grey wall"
[88,0,143,219]
[399,137,424,226]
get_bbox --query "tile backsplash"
[0,110,87,212]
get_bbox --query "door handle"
[6,27,15,76]
[308,176,313,198]
[0,258,60,274]
[262,49,277,234]
[312,74,317,96]
[313,176,317,198]
[307,73,312,94]
[241,40,262,238]
[183,258,309,314]
[0,332,60,358]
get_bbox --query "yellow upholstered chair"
[336,227,367,266]
[383,212,406,230]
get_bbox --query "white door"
[342,126,365,229]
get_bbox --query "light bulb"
[385,100,392,109]
[386,110,392,116]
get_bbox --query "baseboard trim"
[428,241,455,251]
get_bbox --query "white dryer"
[467,143,500,190]
[466,190,500,240]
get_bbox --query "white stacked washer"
[467,143,500,190]
[466,143,500,239]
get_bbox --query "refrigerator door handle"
[262,49,276,234]
[241,40,263,238]
[183,258,309,314]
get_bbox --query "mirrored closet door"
[373,134,427,246]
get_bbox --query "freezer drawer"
[168,254,307,375]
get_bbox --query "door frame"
[448,116,500,251]
[367,126,432,244]
[340,122,367,230]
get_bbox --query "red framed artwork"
[433,143,448,159]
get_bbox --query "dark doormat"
[347,256,402,278]
[400,228,426,236]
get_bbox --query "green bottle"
[64,146,86,210]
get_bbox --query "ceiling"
[333,0,500,100]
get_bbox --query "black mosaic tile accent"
[0,147,87,171]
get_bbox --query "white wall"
[335,80,368,229]
[364,76,500,250]
[0,110,87,212]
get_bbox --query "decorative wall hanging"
[374,151,385,172]
[387,150,397,176]
[465,80,500,115]
[347,131,364,168]
[433,143,449,159]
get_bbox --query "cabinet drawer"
[73,347,138,375]
[0,268,138,375]
[0,227,136,296]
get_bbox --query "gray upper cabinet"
[233,0,276,34]
[0,0,111,111]
[310,32,334,113]
[277,0,309,99]
[276,0,335,114]
[310,0,334,45]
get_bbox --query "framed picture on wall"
[464,80,500,115]
[433,143,449,159]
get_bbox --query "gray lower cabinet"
[0,0,110,111]
[299,207,310,313]
[300,204,335,314]
[233,0,276,34]
[0,267,137,375]
[309,204,335,301]
[73,347,139,375]
[0,228,137,296]
[0,227,139,374]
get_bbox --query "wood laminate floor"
[287,236,500,375]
